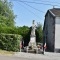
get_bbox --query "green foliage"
[36,23,43,43]
[16,26,30,46]
[0,0,22,51]
[0,26,17,34]
[16,26,29,36]
[0,33,22,52]
[0,0,15,27]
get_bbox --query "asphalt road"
[0,52,60,60]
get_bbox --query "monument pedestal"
[29,36,36,49]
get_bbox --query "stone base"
[29,36,36,49]
[55,49,60,53]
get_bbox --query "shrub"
[0,33,22,52]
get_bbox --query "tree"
[17,26,30,46]
[0,0,15,27]
[36,22,43,43]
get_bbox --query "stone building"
[43,8,60,52]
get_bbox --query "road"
[0,52,60,60]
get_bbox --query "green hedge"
[0,33,22,52]
[0,26,17,34]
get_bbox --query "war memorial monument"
[28,20,36,49]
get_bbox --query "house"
[43,8,60,52]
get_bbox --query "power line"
[20,3,41,19]
[10,0,60,13]
[13,0,60,7]
[34,0,60,5]
[17,0,45,13]
[22,2,45,13]
[11,0,45,13]
[12,1,42,19]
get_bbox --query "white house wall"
[55,17,60,49]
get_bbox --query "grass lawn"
[0,49,14,56]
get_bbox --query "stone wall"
[44,11,55,52]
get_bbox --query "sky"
[9,0,60,27]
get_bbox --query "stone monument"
[29,20,36,49]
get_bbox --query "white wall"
[55,17,60,49]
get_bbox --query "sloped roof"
[50,8,60,17]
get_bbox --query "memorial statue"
[29,20,36,49]
[31,20,36,36]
